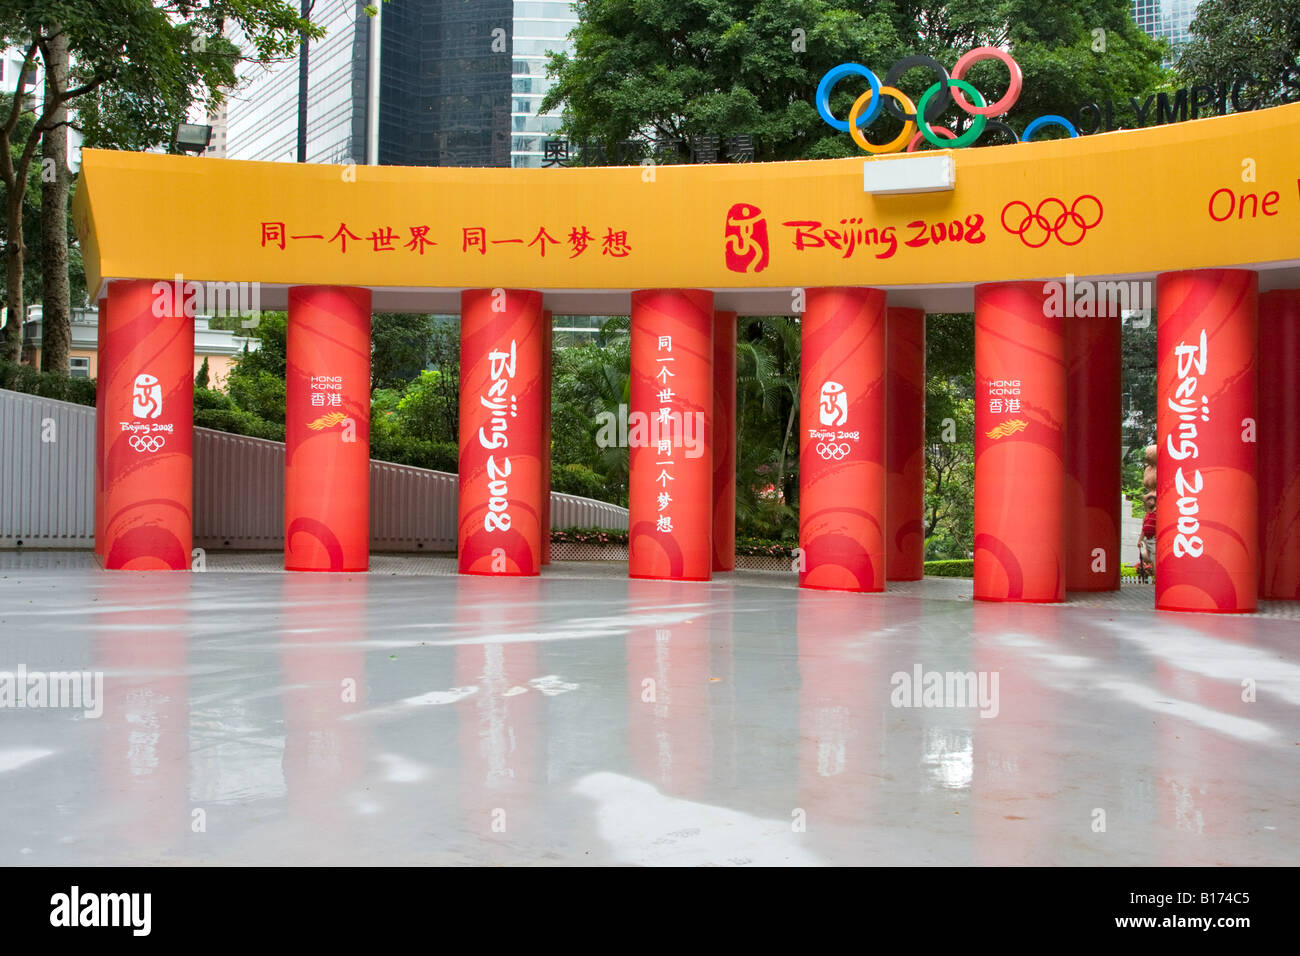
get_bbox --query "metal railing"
[1,389,628,551]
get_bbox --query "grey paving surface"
[0,550,1297,865]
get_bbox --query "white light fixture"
[175,123,213,154]
[863,154,955,195]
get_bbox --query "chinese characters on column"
[654,335,675,533]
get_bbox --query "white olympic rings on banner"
[816,442,851,461]
[129,434,167,453]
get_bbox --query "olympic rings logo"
[816,47,1080,155]
[128,434,166,453]
[816,442,851,461]
[1000,195,1104,247]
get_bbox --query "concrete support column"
[974,282,1065,603]
[285,285,372,572]
[458,289,546,575]
[628,289,714,581]
[1259,289,1300,599]
[1155,269,1258,613]
[799,287,887,593]
[100,279,194,569]
[713,310,737,572]
[886,306,925,581]
[542,309,553,566]
[93,294,109,556]
[1065,308,1122,591]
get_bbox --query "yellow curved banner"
[73,102,1300,298]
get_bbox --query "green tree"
[371,311,435,391]
[924,379,974,559]
[194,355,210,389]
[225,311,287,424]
[1177,0,1300,101]
[0,0,319,365]
[541,0,1168,161]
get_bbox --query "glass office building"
[225,0,577,168]
[510,2,579,167]
[226,1,368,165]
[1132,0,1204,53]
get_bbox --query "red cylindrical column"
[712,310,737,572]
[1065,310,1122,590]
[1259,289,1300,599]
[541,309,553,566]
[628,289,713,581]
[1156,269,1258,613]
[799,287,887,592]
[458,288,545,575]
[93,294,109,556]
[285,286,372,572]
[886,306,925,581]
[101,279,194,569]
[974,282,1065,603]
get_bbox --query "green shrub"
[551,463,609,500]
[551,526,628,545]
[0,359,96,406]
[735,535,796,557]
[194,386,235,411]
[369,434,459,472]
[194,407,285,441]
[925,559,974,578]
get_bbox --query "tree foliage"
[1177,0,1300,103]
[541,0,1168,161]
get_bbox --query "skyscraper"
[1131,0,1204,53]
[224,0,578,168]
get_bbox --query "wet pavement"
[1,551,1297,866]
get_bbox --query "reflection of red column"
[971,602,1060,864]
[1065,310,1121,591]
[886,306,925,581]
[629,290,714,581]
[97,577,189,852]
[799,287,887,592]
[102,279,193,570]
[281,575,368,825]
[797,590,882,837]
[1156,270,1258,613]
[974,282,1065,603]
[285,286,371,572]
[458,289,545,575]
[93,295,109,556]
[542,309,553,566]
[1259,290,1300,599]
[713,310,737,572]
[455,577,541,843]
[625,579,712,796]
[1152,617,1252,862]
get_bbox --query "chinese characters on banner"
[540,134,756,167]
[261,222,631,259]
[309,374,344,409]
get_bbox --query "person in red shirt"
[1138,492,1157,580]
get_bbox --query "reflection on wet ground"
[1,553,1296,865]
